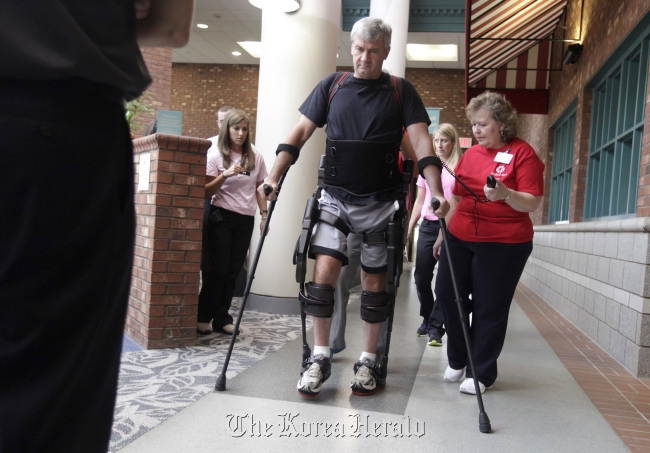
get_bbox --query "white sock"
[314,345,330,357]
[360,352,376,362]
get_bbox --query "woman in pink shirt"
[197,110,268,335]
[407,123,463,346]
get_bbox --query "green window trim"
[549,107,576,223]
[584,34,649,220]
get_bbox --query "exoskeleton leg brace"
[294,156,351,370]
[377,159,414,383]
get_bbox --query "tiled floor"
[115,275,644,452]
[516,284,650,453]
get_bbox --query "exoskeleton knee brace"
[299,281,335,318]
[360,290,392,323]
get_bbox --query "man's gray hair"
[351,17,392,50]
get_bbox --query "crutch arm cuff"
[276,143,300,164]
[417,156,443,178]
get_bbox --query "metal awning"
[465,0,572,114]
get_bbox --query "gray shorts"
[310,189,398,274]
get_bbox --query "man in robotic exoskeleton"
[259,17,449,398]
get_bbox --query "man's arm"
[407,186,425,239]
[400,133,419,179]
[406,122,449,217]
[260,114,318,200]
[136,0,194,48]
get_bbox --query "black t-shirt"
[299,72,430,201]
[0,1,151,100]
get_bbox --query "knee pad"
[299,282,335,318]
[360,290,392,323]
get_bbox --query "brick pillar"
[637,54,650,217]
[132,47,174,138]
[127,133,210,349]
[569,88,592,223]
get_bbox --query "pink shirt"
[416,166,455,221]
[206,146,268,216]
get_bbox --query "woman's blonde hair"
[434,123,463,171]
[218,109,255,171]
[465,91,518,143]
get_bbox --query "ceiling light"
[232,51,242,56]
[249,0,300,13]
[406,44,458,62]
[196,23,209,29]
[237,41,262,58]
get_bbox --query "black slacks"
[198,206,254,328]
[413,219,445,336]
[0,78,134,452]
[435,232,532,387]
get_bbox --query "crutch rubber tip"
[215,374,227,391]
[479,413,491,433]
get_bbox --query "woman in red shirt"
[435,91,544,394]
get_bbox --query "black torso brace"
[323,138,402,196]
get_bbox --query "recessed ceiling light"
[237,41,262,58]
[232,51,242,56]
[406,44,458,62]
[197,23,209,29]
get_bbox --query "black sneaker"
[351,358,382,396]
[297,354,331,397]
[416,323,428,337]
[427,335,443,346]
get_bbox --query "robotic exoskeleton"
[293,152,416,381]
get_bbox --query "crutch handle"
[487,175,496,188]
[263,184,273,196]
[430,197,441,211]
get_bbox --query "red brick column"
[569,88,592,223]
[638,55,650,217]
[132,47,174,138]
[127,133,210,349]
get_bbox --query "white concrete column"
[248,0,341,311]
[370,0,410,77]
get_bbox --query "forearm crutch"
[431,197,491,433]
[215,171,288,391]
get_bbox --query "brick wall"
[547,0,649,125]
[170,64,260,139]
[520,1,650,377]
[132,47,174,138]
[518,113,550,225]
[169,64,472,142]
[128,134,210,349]
[407,68,472,140]
[521,0,650,224]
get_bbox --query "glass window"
[585,38,649,220]
[549,109,576,223]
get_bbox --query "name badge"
[495,152,513,164]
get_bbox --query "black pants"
[435,232,532,387]
[413,219,445,337]
[198,206,254,328]
[0,78,133,452]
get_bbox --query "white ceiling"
[172,0,465,70]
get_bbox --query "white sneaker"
[351,358,380,396]
[297,354,331,397]
[459,378,489,394]
[444,365,465,382]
